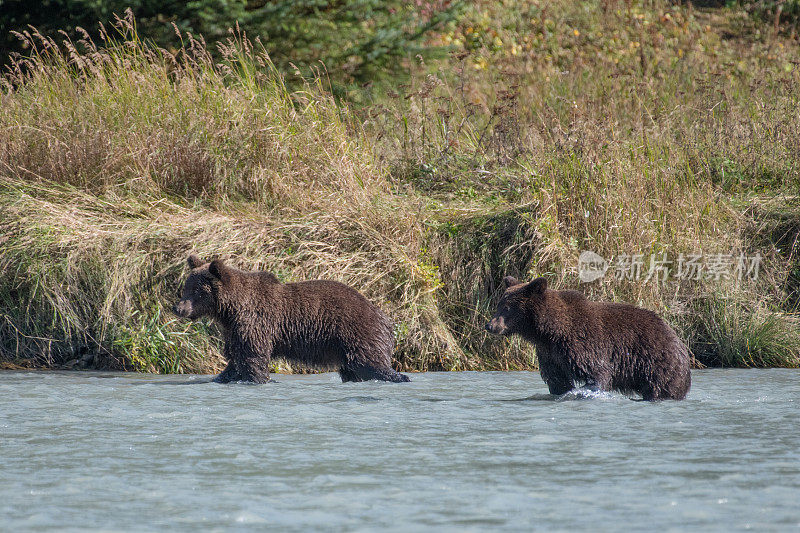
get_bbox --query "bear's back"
[242,277,394,369]
[283,279,381,313]
[277,279,392,338]
[553,290,680,350]
[592,301,673,337]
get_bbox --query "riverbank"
[1,1,799,373]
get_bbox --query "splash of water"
[556,385,616,402]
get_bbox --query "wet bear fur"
[486,276,691,401]
[174,255,410,384]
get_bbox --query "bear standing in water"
[486,276,690,400]
[174,255,410,384]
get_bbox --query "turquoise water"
[1,369,799,531]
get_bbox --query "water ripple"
[1,369,799,531]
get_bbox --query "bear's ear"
[522,277,547,296]
[208,259,231,283]
[187,254,203,269]
[503,276,521,288]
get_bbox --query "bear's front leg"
[538,357,574,395]
[212,360,240,383]
[213,340,243,383]
[585,364,613,392]
[237,359,271,384]
[228,335,272,384]
[546,380,574,395]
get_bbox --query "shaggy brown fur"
[174,255,410,384]
[486,276,691,400]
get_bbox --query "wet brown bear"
[174,255,410,384]
[486,276,690,400]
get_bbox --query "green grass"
[1,2,799,373]
[681,296,800,368]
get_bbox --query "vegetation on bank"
[0,0,462,88]
[1,1,799,373]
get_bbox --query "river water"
[1,369,799,531]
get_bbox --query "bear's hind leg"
[339,367,361,382]
[339,363,410,383]
[640,383,667,401]
[367,367,411,382]
[641,390,658,401]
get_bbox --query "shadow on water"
[416,391,616,403]
[326,396,384,403]
[29,371,220,385]
[131,378,282,386]
[131,379,218,386]
[418,397,458,403]
[500,393,559,402]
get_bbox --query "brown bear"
[486,276,691,401]
[174,255,410,384]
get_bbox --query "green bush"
[0,0,461,90]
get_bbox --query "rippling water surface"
[1,369,799,531]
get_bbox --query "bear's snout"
[173,300,193,319]
[485,317,508,335]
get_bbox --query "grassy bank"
[1,2,799,373]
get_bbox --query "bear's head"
[485,276,548,336]
[173,254,233,320]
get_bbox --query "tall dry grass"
[1,3,799,372]
[0,13,458,372]
[362,0,800,366]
